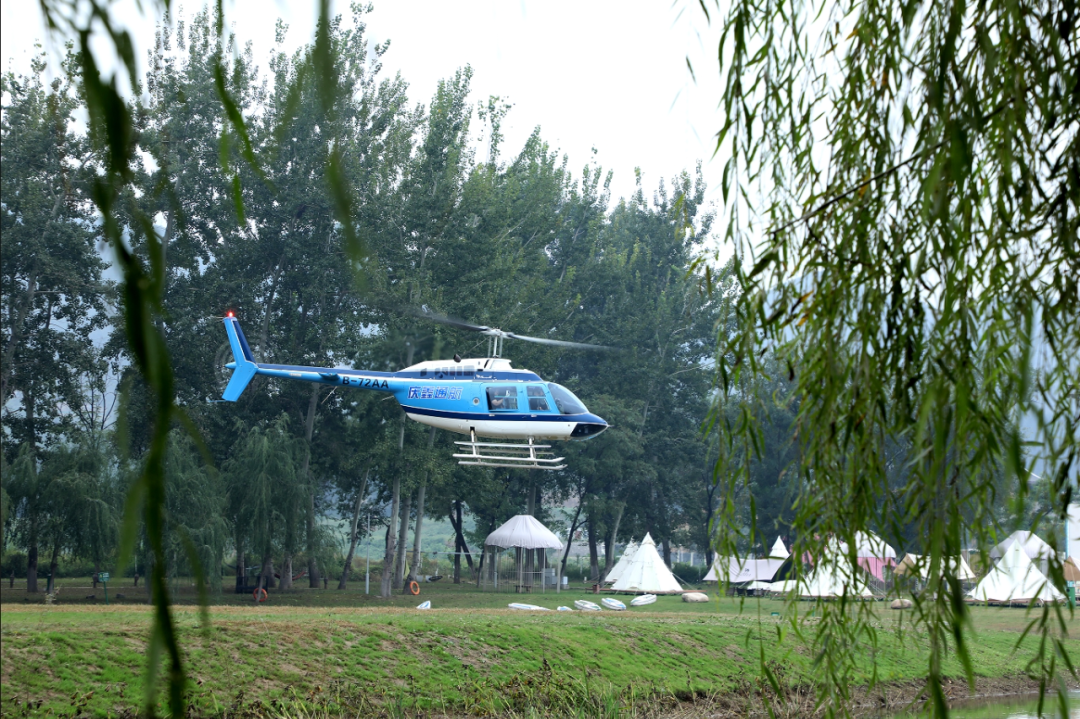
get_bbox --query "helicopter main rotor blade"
[504,332,616,352]
[410,308,491,333]
[409,306,617,352]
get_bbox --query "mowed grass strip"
[0,597,1074,718]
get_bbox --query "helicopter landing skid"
[453,432,566,470]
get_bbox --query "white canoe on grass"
[601,597,626,611]
[508,603,550,611]
[574,599,602,611]
[557,606,573,612]
[416,600,432,610]
[630,594,657,607]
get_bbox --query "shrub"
[2,551,27,577]
[672,562,707,584]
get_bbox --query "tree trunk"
[280,555,293,590]
[46,540,60,595]
[408,481,426,583]
[339,470,369,590]
[394,490,412,591]
[475,544,485,587]
[662,537,672,567]
[235,527,245,593]
[260,551,275,590]
[526,478,536,516]
[407,428,434,583]
[560,498,583,576]
[448,499,474,584]
[301,385,321,589]
[381,474,400,598]
[601,503,625,581]
[26,520,38,593]
[587,513,600,582]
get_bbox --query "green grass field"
[1,579,1076,718]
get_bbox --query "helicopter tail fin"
[222,316,258,401]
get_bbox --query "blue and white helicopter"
[220,313,609,470]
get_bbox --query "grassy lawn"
[1,579,1075,717]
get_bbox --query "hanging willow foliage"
[700,0,1077,714]
[34,1,363,715]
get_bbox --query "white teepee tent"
[603,539,639,584]
[768,536,790,559]
[969,541,1065,604]
[799,546,874,598]
[610,533,683,594]
[989,531,1059,574]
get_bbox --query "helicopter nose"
[571,414,609,439]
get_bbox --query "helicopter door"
[486,385,519,411]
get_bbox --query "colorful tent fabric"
[603,539,638,584]
[850,531,897,580]
[1064,557,1080,583]
[968,541,1065,604]
[610,533,683,593]
[484,515,563,550]
[895,554,976,581]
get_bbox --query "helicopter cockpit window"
[547,383,587,415]
[526,385,550,411]
[486,386,518,411]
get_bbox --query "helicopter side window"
[486,386,518,411]
[526,385,550,411]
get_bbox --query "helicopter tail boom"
[222,317,258,401]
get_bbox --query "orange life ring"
[408,580,420,596]
[253,587,268,602]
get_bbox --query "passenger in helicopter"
[487,386,517,410]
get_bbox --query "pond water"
[887,691,1080,719]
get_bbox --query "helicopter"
[220,313,609,470]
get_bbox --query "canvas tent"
[482,515,563,592]
[799,545,874,598]
[603,539,638,584]
[895,554,976,581]
[610,533,683,594]
[703,536,789,583]
[968,541,1065,605]
[768,537,790,559]
[989,531,1059,576]
[703,556,786,584]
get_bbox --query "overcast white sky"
[2,0,729,218]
